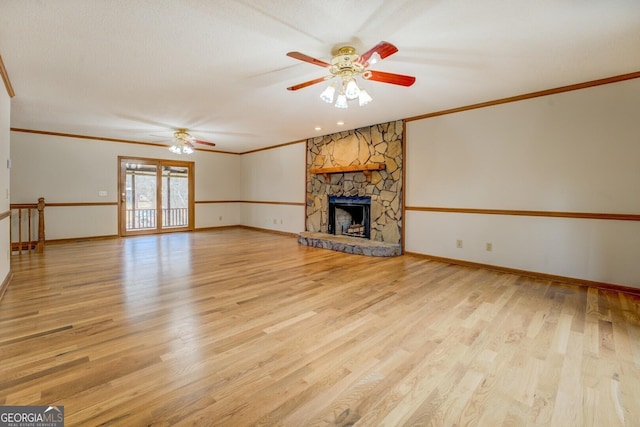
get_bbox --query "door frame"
[118,156,195,237]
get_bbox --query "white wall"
[10,75,639,288]
[192,146,242,229]
[0,81,10,285]
[405,77,640,288]
[8,132,307,239]
[240,142,306,233]
[10,132,242,239]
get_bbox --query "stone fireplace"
[329,195,371,238]
[298,120,403,256]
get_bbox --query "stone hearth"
[298,232,401,257]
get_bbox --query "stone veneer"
[298,231,401,257]
[303,120,403,247]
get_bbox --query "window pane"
[162,165,189,228]
[125,162,157,231]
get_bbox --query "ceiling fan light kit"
[358,89,373,106]
[335,93,349,109]
[345,79,360,99]
[286,42,415,109]
[167,129,215,154]
[169,141,194,155]
[320,83,336,103]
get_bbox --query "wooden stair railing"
[10,197,45,254]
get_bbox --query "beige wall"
[8,76,640,287]
[239,142,306,233]
[9,132,306,239]
[405,77,640,288]
[10,132,243,239]
[0,80,9,284]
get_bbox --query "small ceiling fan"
[166,129,216,154]
[286,41,416,108]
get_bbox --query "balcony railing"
[10,197,46,254]
[125,208,188,230]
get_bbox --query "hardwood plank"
[1,228,639,426]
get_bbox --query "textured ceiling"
[1,0,640,153]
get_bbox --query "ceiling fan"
[166,129,216,154]
[286,41,416,108]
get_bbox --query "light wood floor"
[2,229,639,426]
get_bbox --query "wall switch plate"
[456,239,463,248]
[98,191,108,197]
[6,159,11,169]
[486,242,493,251]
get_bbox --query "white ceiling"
[1,0,640,153]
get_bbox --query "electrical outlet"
[456,239,463,249]
[219,216,222,221]
[273,219,277,224]
[98,190,107,197]
[486,242,493,252]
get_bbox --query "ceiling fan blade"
[363,70,416,86]
[357,41,398,67]
[286,51,331,68]
[193,139,216,147]
[287,75,333,91]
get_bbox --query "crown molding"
[406,70,640,123]
[10,128,239,154]
[0,54,15,98]
[8,70,640,154]
[240,139,305,155]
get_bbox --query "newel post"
[36,197,45,253]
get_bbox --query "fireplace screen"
[328,196,371,239]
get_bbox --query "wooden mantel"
[310,164,386,182]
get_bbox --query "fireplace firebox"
[328,196,371,239]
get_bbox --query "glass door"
[162,165,190,229]
[119,157,194,236]
[124,160,158,232]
